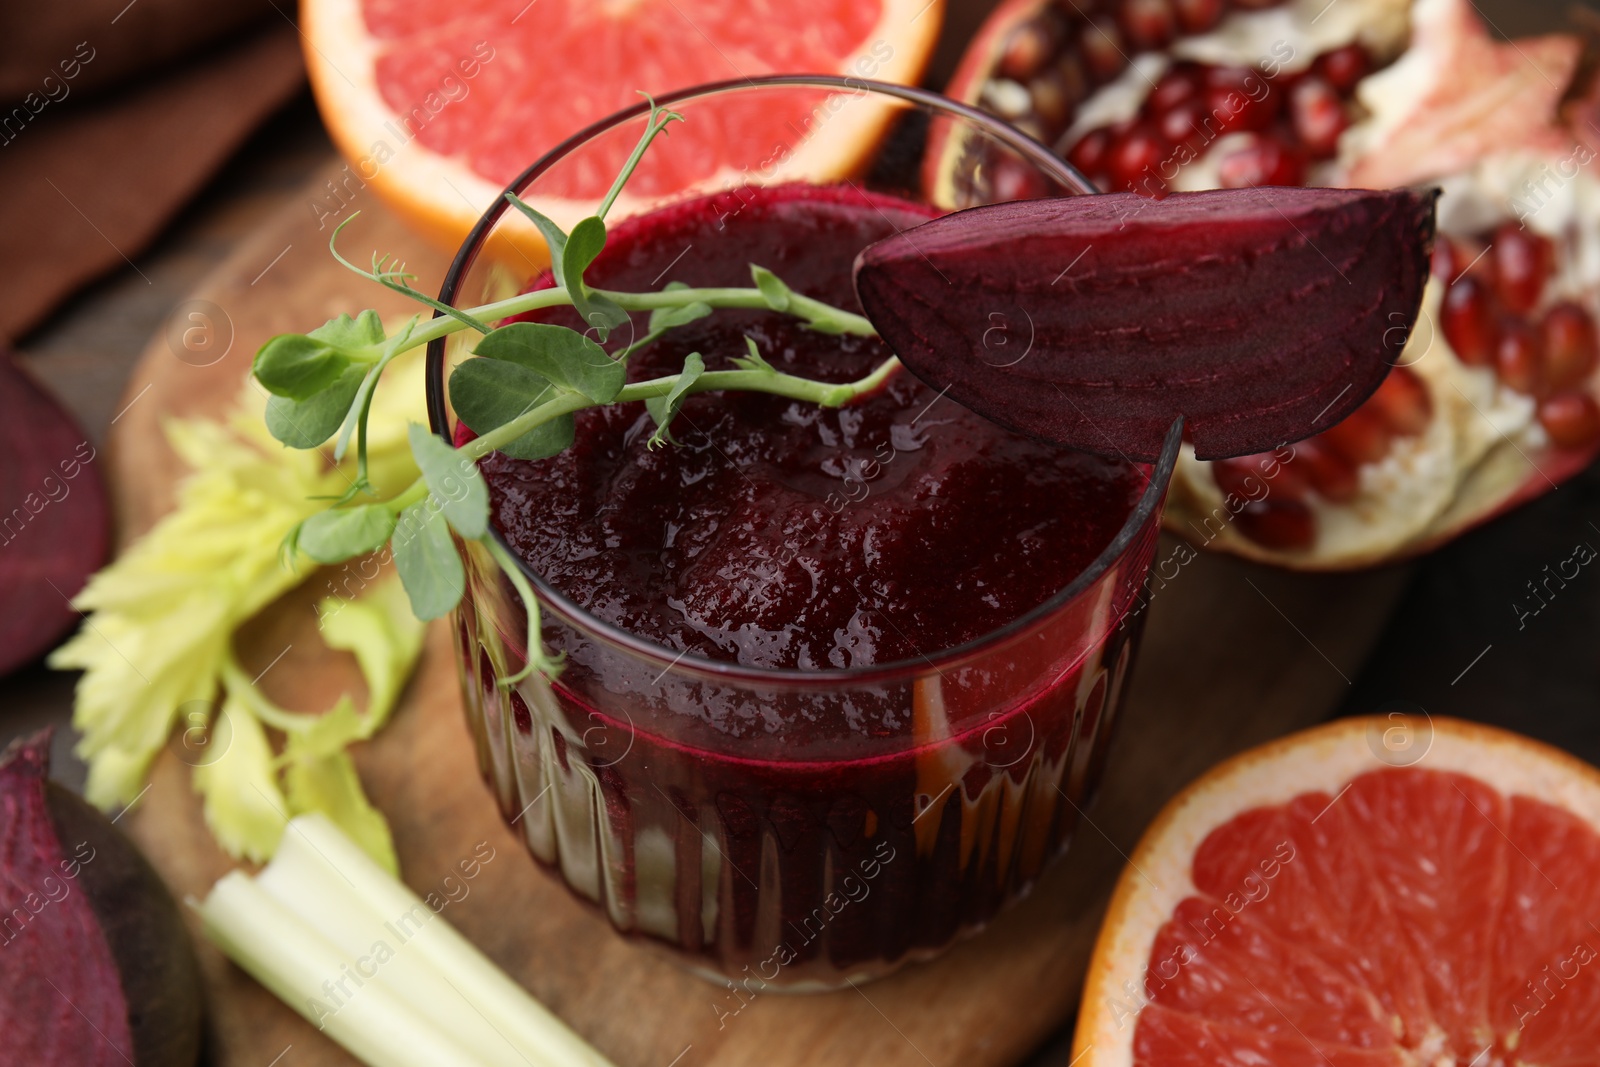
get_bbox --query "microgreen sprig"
[250,96,895,683]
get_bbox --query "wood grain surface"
[109,167,1411,1067]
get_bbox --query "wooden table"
[8,0,1600,1062]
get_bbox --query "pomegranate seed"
[1217,135,1305,188]
[1159,99,1210,150]
[1491,223,1553,315]
[1212,454,1310,501]
[1030,64,1086,129]
[1236,499,1316,550]
[1205,86,1275,136]
[998,16,1063,82]
[1313,44,1370,93]
[1495,320,1545,396]
[1081,17,1128,83]
[1440,276,1498,366]
[1065,127,1112,179]
[1105,122,1170,193]
[1433,234,1490,284]
[1119,0,1177,51]
[1289,76,1349,158]
[1540,301,1599,390]
[1318,407,1393,466]
[1431,234,1462,282]
[1172,0,1224,33]
[1205,67,1278,132]
[1202,63,1254,89]
[1211,456,1265,499]
[1148,63,1203,114]
[990,156,1049,202]
[1538,392,1600,449]
[1112,112,1145,135]
[1367,367,1434,436]
[1291,438,1360,503]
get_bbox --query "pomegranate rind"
[923,0,1059,209]
[301,0,945,259]
[1072,716,1600,1067]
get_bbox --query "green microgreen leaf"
[751,265,793,313]
[407,422,489,540]
[751,265,860,334]
[253,335,352,401]
[564,217,607,286]
[265,364,366,448]
[559,216,628,342]
[391,500,464,621]
[645,353,704,449]
[648,282,713,332]
[448,358,576,460]
[310,309,386,351]
[731,336,776,374]
[296,504,397,564]
[474,322,624,403]
[504,194,571,289]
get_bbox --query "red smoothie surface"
[473,183,1144,672]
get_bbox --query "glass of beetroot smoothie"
[426,77,1179,989]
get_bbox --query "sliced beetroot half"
[853,187,1437,462]
[0,351,109,676]
[0,731,202,1065]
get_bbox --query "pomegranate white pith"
[944,0,1600,568]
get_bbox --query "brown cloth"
[0,20,306,342]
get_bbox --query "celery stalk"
[199,872,487,1066]
[200,814,618,1067]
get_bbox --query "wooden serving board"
[110,166,1412,1067]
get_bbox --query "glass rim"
[426,73,1178,686]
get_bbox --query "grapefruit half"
[1076,716,1600,1065]
[302,0,944,252]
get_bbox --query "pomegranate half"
[937,0,1600,568]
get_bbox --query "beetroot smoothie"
[452,183,1161,987]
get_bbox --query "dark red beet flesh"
[0,732,201,1066]
[0,352,109,676]
[853,186,1437,461]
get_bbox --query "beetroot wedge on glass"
[854,186,1436,462]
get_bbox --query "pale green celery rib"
[199,813,619,1067]
[199,872,483,1067]
[258,813,616,1067]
